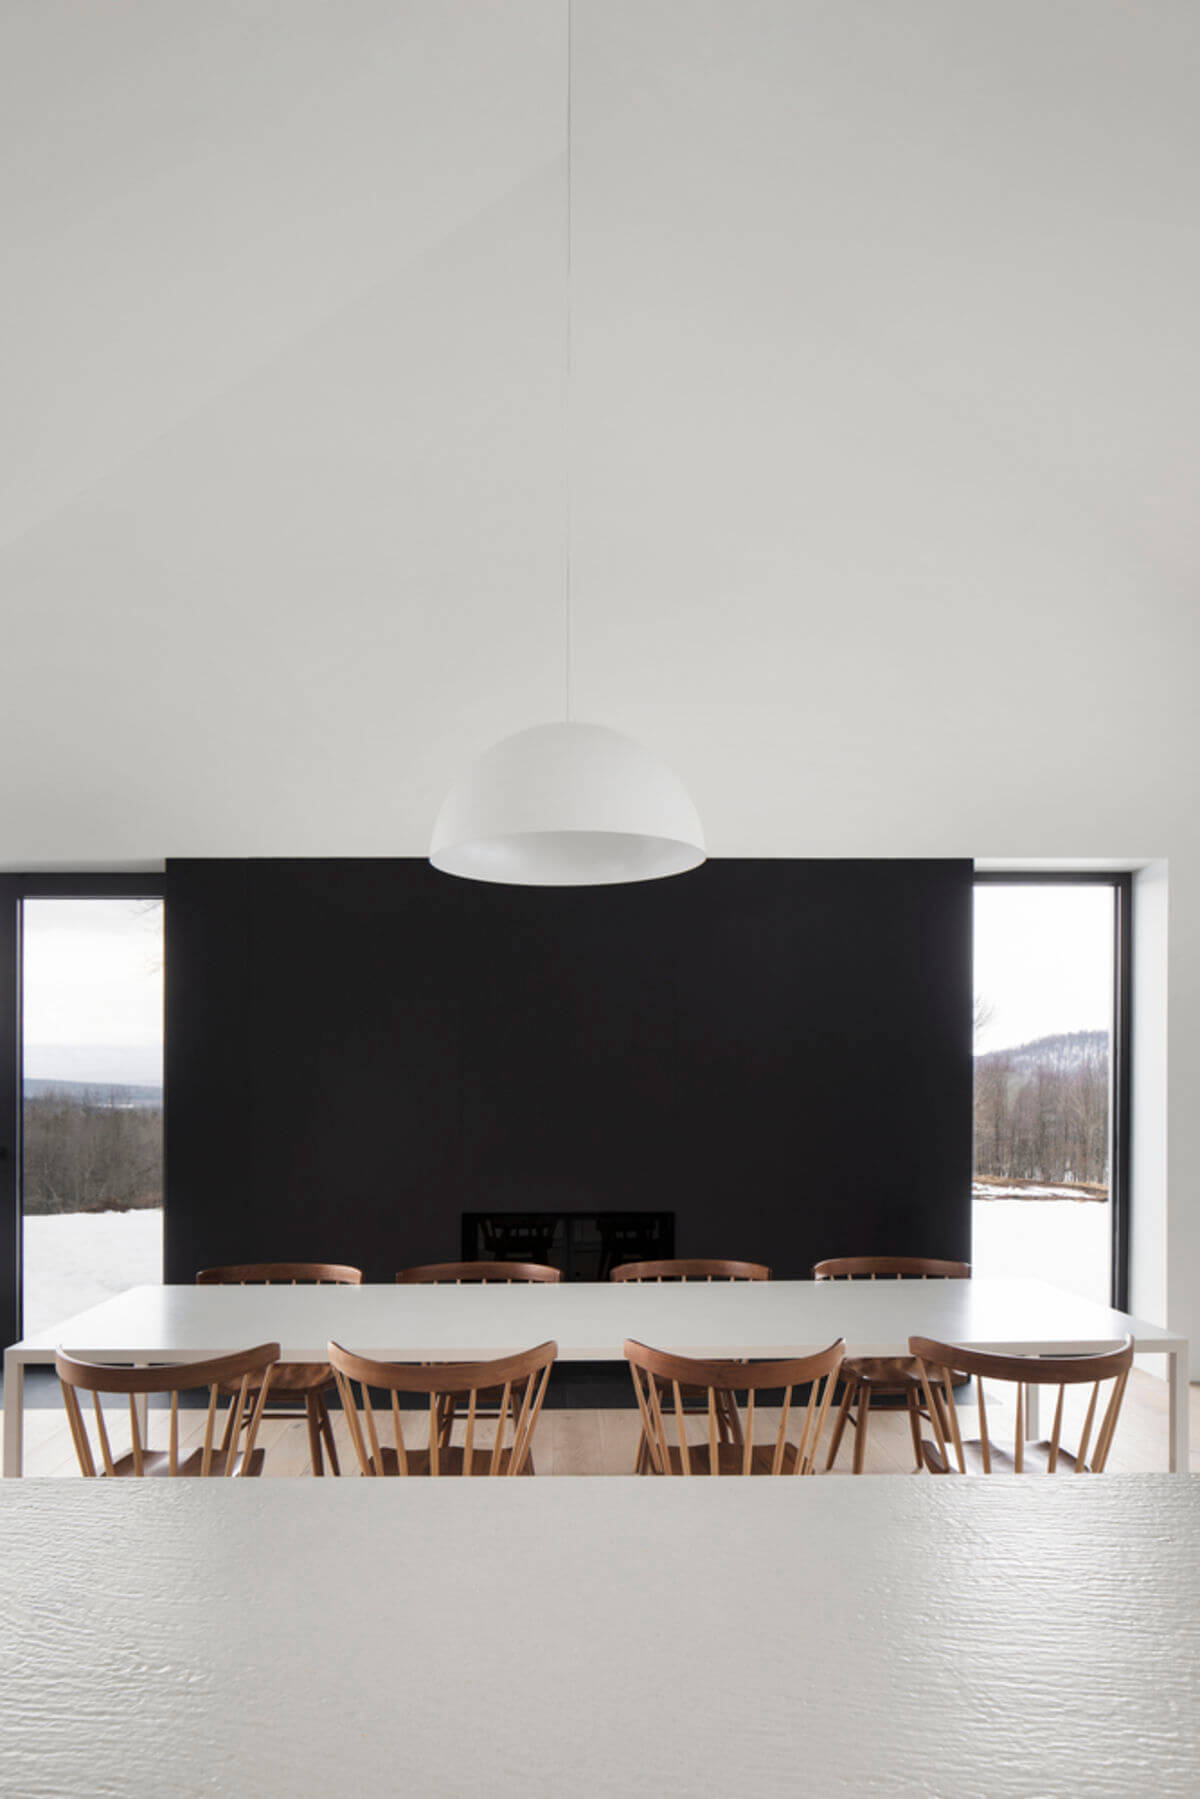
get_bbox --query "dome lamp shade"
[429,722,706,886]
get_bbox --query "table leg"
[1169,1350,1189,1474]
[3,1352,24,1478]
[133,1365,149,1450]
[1024,1381,1040,1441]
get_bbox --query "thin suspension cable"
[564,0,573,723]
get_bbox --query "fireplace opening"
[460,1210,674,1282]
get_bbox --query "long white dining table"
[4,1274,1188,1474]
[3,1474,1199,1796]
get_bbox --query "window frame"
[0,873,166,1349]
[972,870,1132,1311]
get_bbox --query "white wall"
[2,4,1197,1367]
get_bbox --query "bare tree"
[974,1031,1109,1187]
[23,1090,162,1215]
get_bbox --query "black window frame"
[972,870,1132,1311]
[0,873,166,1350]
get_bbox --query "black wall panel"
[164,859,973,1284]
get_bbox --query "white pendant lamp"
[430,721,705,886]
[429,2,705,888]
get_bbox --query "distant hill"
[975,1029,1107,1072]
[24,1078,162,1110]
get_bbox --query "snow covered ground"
[22,1209,162,1338]
[971,1198,1111,1308]
[974,1182,1103,1202]
[22,1200,1114,1336]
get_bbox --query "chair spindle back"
[909,1334,1134,1474]
[812,1256,971,1282]
[611,1259,770,1283]
[196,1263,363,1285]
[55,1344,280,1478]
[624,1339,844,1475]
[395,1261,561,1284]
[328,1340,557,1476]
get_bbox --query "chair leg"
[305,1393,325,1477]
[852,1382,871,1474]
[826,1375,857,1470]
[316,1392,340,1477]
[906,1386,923,1471]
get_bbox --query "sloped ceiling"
[1,0,1197,859]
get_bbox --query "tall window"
[19,896,164,1336]
[972,878,1128,1308]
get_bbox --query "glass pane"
[21,898,163,1335]
[972,884,1113,1306]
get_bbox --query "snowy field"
[22,1200,1113,1336]
[22,1210,162,1338]
[971,1198,1111,1309]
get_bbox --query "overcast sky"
[22,898,163,1086]
[973,883,1113,1055]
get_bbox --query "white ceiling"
[1,0,1197,861]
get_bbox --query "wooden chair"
[909,1334,1134,1474]
[813,1255,971,1473]
[611,1258,770,1468]
[395,1262,560,1421]
[624,1338,845,1475]
[196,1262,363,1475]
[328,1340,557,1476]
[610,1258,770,1283]
[395,1260,561,1283]
[55,1343,279,1478]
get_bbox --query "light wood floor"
[6,1370,1197,1476]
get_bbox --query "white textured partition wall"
[3,1478,1199,1798]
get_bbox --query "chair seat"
[844,1355,970,1392]
[921,1436,1085,1476]
[435,1386,535,1423]
[219,1362,334,1398]
[655,1440,802,1476]
[106,1446,267,1479]
[650,1378,742,1432]
[367,1444,534,1477]
[842,1354,924,1389]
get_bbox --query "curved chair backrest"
[196,1263,363,1285]
[395,1261,561,1284]
[328,1340,557,1477]
[908,1334,1134,1474]
[611,1258,770,1283]
[624,1338,844,1476]
[812,1256,970,1281]
[55,1343,280,1477]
